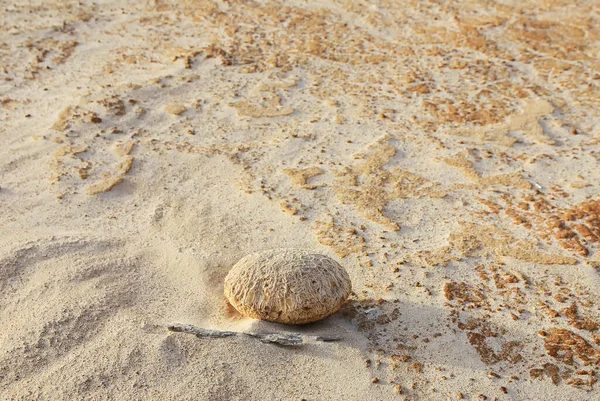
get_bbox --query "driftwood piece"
[167,323,341,346]
[244,332,304,345]
[167,324,236,338]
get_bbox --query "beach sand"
[1,1,599,400]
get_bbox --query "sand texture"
[1,0,600,400]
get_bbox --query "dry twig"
[167,323,341,346]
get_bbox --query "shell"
[224,249,352,324]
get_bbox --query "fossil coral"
[224,249,352,324]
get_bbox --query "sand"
[1,1,599,400]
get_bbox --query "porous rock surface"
[224,249,352,324]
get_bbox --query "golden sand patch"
[283,166,324,190]
[413,222,577,267]
[230,92,294,118]
[450,99,554,146]
[333,137,446,231]
[443,150,531,190]
[165,103,186,115]
[313,214,365,258]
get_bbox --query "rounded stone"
[224,249,352,324]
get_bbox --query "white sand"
[1,1,599,400]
